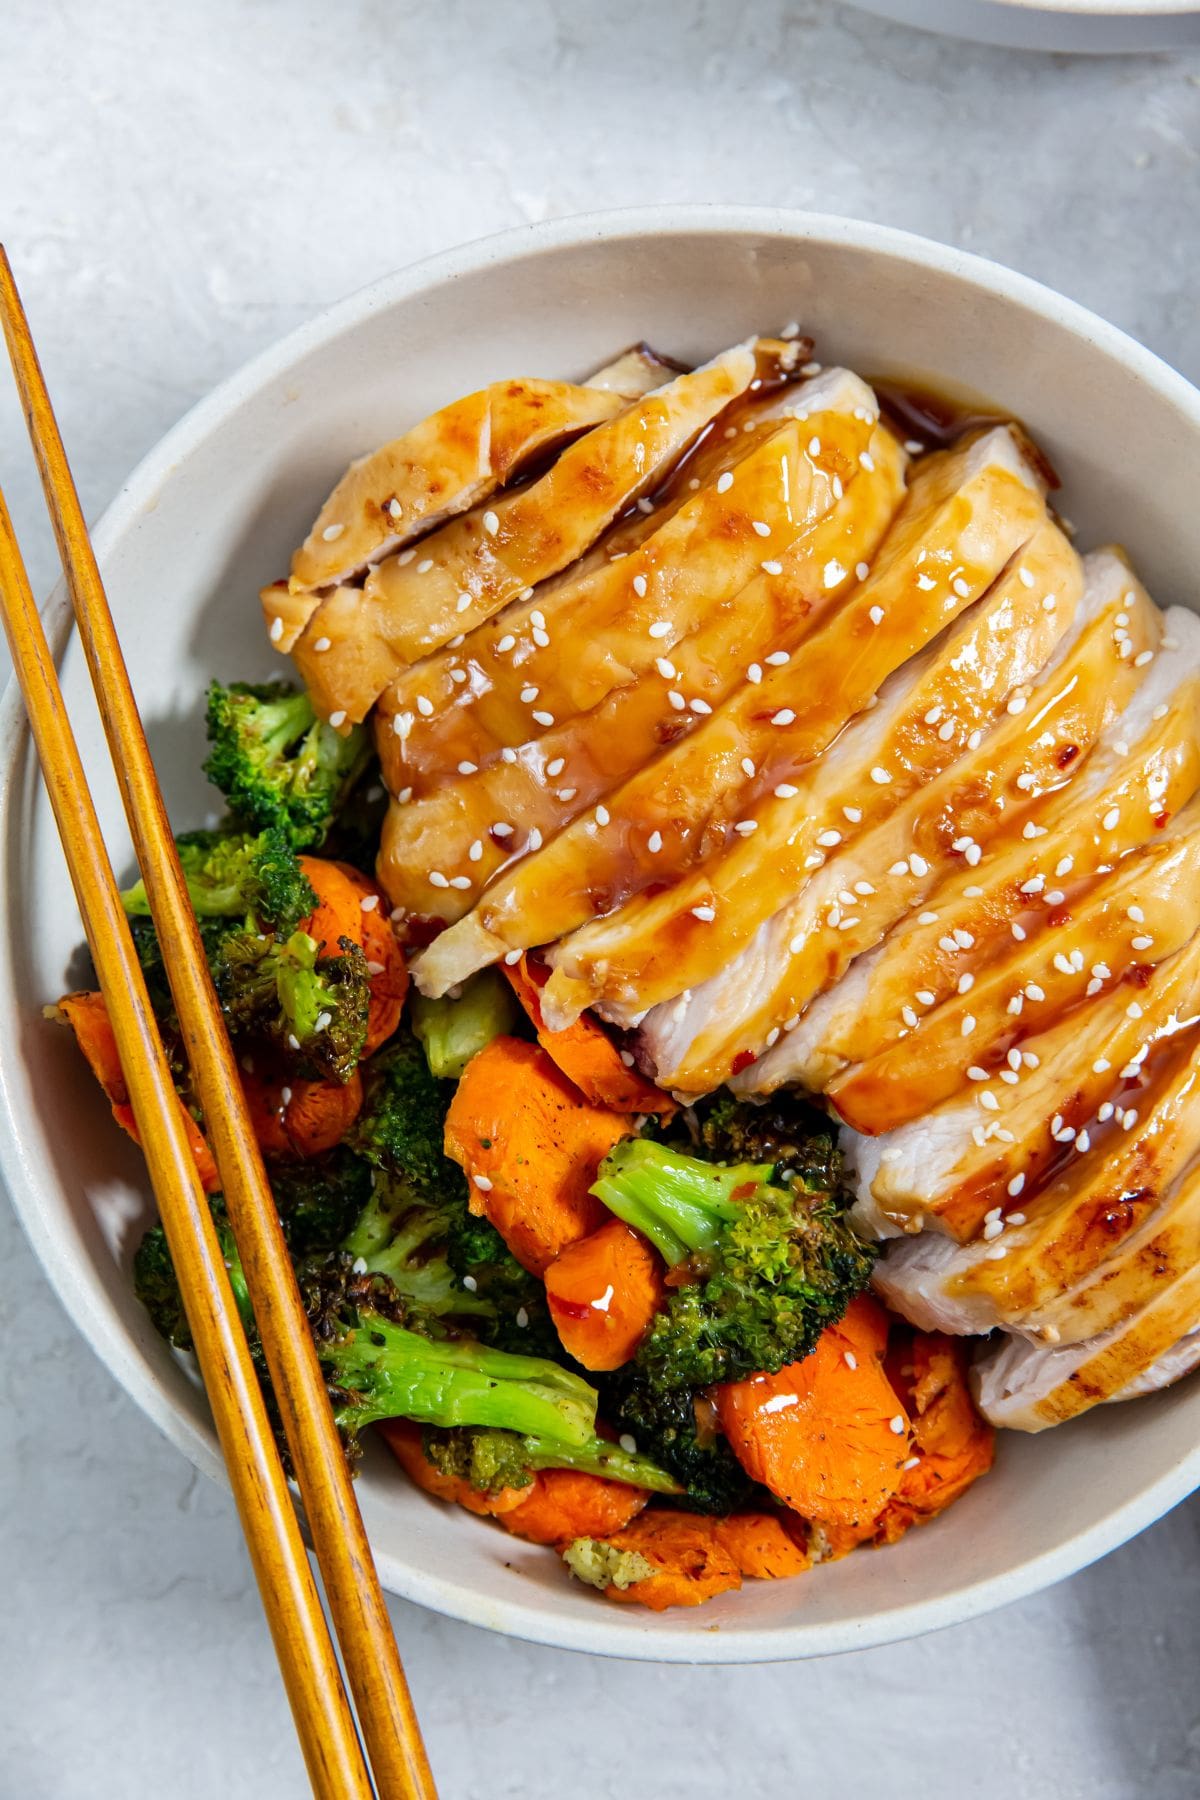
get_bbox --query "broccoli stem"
[324,1314,599,1445]
[518,1433,682,1495]
[590,1138,775,1266]
[409,968,521,1079]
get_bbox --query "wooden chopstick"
[0,249,437,1800]
[0,486,371,1797]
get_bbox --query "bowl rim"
[4,204,1200,1663]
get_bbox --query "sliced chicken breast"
[411,425,1049,997]
[568,516,1078,1047]
[375,401,903,937]
[743,590,1198,1099]
[874,1026,1200,1336]
[295,342,769,722]
[375,369,883,799]
[829,802,1200,1135]
[1116,1323,1200,1397]
[270,372,637,650]
[973,1229,1200,1430]
[848,922,1200,1243]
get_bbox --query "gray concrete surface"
[2,2,1199,1794]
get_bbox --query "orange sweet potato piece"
[544,1218,664,1370]
[332,861,409,1053]
[712,1512,812,1580]
[379,1418,526,1518]
[504,955,676,1114]
[499,1468,650,1546]
[590,1510,742,1611]
[296,855,365,958]
[873,1330,995,1544]
[715,1295,911,1532]
[56,991,220,1192]
[443,1036,627,1274]
[240,1065,364,1160]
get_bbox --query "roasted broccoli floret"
[592,1135,875,1391]
[121,826,314,935]
[212,927,370,1083]
[679,1088,845,1193]
[340,1171,493,1323]
[344,1030,457,1195]
[268,1152,375,1260]
[562,1539,655,1593]
[133,1195,253,1353]
[595,1368,756,1514]
[203,680,371,850]
[302,1261,599,1459]
[444,1209,559,1358]
[420,1424,681,1498]
[409,968,522,1080]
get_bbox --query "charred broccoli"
[592,1134,874,1391]
[212,927,369,1083]
[420,1424,680,1498]
[268,1152,374,1260]
[203,680,371,850]
[595,1368,756,1514]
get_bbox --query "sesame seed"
[952,577,971,599]
[690,698,712,716]
[668,690,686,711]
[734,820,758,836]
[983,1218,1004,1240]
[859,451,875,473]
[761,560,783,576]
[902,1005,918,1029]
[823,559,847,589]
[457,760,478,776]
[492,822,514,838]
[520,685,539,703]
[321,522,345,542]
[869,605,884,626]
[692,905,716,922]
[269,616,284,643]
[496,633,516,653]
[533,628,551,648]
[500,747,517,764]
[775,783,798,799]
[428,871,450,888]
[532,710,555,727]
[329,710,347,728]
[844,1351,858,1371]
[717,471,734,496]
[967,1066,988,1081]
[397,548,416,566]
[556,788,577,802]
[747,663,763,684]
[595,805,610,826]
[648,620,671,639]
[415,694,434,717]
[963,1015,978,1038]
[527,828,543,851]
[817,829,842,848]
[482,510,499,536]
[1134,649,1154,667]
[843,806,862,823]
[655,657,676,680]
[772,709,796,726]
[1131,935,1154,951]
[468,840,483,863]
[752,520,771,538]
[647,830,663,853]
[916,573,936,591]
[1075,1130,1091,1153]
[916,991,936,1007]
[958,973,974,995]
[889,1416,906,1436]
[910,853,929,877]
[312,635,332,653]
[1123,1110,1139,1132]
[632,574,648,598]
[891,861,911,877]
[985,1244,1008,1261]
[741,757,756,778]
[870,767,891,785]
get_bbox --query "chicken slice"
[873,1026,1200,1336]
[1116,1323,1200,1397]
[829,801,1200,1134]
[270,369,641,650]
[550,515,1079,1039]
[973,1228,1200,1430]
[294,342,771,722]
[743,588,1197,1098]
[411,425,1049,997]
[374,369,881,799]
[847,921,1200,1243]
[375,394,900,933]
[642,547,1139,1087]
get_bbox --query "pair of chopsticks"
[0,250,437,1800]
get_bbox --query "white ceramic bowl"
[844,0,1200,54]
[5,208,1200,1663]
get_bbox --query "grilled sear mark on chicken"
[411,425,1046,998]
